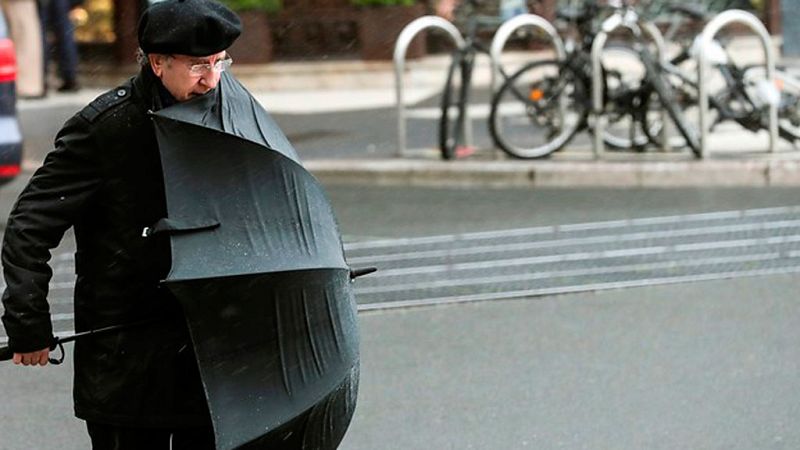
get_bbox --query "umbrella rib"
[302,292,325,377]
[289,171,312,254]
[164,267,349,283]
[274,299,293,397]
[324,289,344,356]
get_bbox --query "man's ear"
[148,54,166,77]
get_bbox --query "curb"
[19,157,800,189]
[3,158,798,229]
[304,158,800,188]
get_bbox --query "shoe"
[454,145,476,159]
[57,80,80,93]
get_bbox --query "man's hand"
[13,348,50,366]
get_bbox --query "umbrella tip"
[350,267,377,280]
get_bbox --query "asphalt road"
[1,183,799,449]
[3,272,800,450]
[347,273,800,450]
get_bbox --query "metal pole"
[394,16,465,158]
[592,13,623,159]
[641,21,671,152]
[698,10,777,158]
[488,14,566,159]
[489,14,566,94]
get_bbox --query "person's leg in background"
[40,0,79,92]
[1,0,45,98]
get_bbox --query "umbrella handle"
[0,345,11,362]
[0,318,162,365]
[350,267,377,280]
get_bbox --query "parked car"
[0,10,23,185]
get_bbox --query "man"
[1,0,237,448]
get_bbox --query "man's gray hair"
[136,48,148,67]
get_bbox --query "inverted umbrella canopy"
[150,73,359,450]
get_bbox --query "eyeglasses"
[173,55,233,76]
[190,55,233,76]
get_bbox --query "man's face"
[148,51,228,102]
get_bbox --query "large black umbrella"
[147,73,362,449]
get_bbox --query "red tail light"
[0,39,17,83]
[0,164,20,178]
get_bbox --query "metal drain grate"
[350,206,800,310]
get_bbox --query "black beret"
[138,0,242,56]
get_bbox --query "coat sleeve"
[1,114,105,353]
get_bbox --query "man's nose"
[199,71,220,89]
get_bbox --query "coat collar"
[133,65,177,111]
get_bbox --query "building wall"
[107,0,782,63]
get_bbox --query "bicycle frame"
[590,2,669,155]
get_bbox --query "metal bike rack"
[698,10,778,157]
[394,16,465,158]
[591,9,668,158]
[487,14,566,159]
[489,14,567,93]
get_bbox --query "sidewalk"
[19,38,800,188]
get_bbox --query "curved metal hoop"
[698,10,777,157]
[394,16,466,157]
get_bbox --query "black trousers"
[86,422,216,450]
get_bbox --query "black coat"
[1,68,209,427]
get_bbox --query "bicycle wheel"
[641,49,701,157]
[489,60,588,159]
[439,51,473,160]
[601,43,654,150]
[742,66,800,143]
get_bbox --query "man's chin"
[176,89,214,102]
[189,90,213,99]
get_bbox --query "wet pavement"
[2,184,800,448]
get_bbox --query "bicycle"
[486,0,797,159]
[488,0,673,158]
[637,2,800,150]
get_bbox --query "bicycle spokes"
[490,61,588,159]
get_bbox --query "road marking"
[368,234,800,278]
[347,219,800,264]
[357,265,800,312]
[355,252,782,294]
[344,205,800,251]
